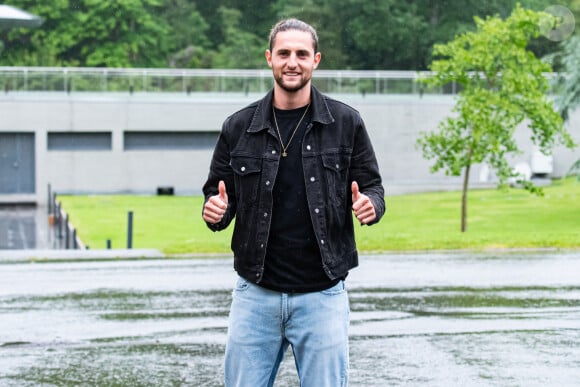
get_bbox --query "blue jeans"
[224,277,350,387]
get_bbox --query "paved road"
[0,205,54,250]
[1,252,579,386]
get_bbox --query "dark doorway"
[0,133,36,194]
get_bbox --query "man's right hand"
[203,180,229,224]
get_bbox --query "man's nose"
[287,53,298,67]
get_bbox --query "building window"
[124,131,218,150]
[47,132,112,151]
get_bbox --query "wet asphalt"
[1,252,579,386]
[0,205,53,250]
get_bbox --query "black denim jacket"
[203,86,385,283]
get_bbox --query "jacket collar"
[247,86,335,133]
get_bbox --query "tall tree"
[416,5,576,232]
[211,7,265,69]
[544,0,580,122]
[1,0,75,66]
[272,0,348,69]
[68,0,172,67]
[162,0,211,68]
[224,0,276,38]
[343,0,428,69]
[549,35,580,122]
[0,0,573,69]
[1,0,173,67]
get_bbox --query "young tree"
[417,5,576,232]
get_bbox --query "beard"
[273,72,310,92]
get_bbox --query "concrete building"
[1,69,578,205]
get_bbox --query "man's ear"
[265,50,273,67]
[313,52,322,69]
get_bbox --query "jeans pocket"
[234,276,250,292]
[320,280,346,296]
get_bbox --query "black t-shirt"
[260,105,338,293]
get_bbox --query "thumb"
[218,180,228,202]
[351,181,360,202]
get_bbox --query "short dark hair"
[269,18,319,53]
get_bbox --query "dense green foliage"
[417,5,576,232]
[1,0,576,69]
[56,178,580,254]
[546,35,580,121]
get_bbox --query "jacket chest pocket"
[321,152,351,204]
[230,156,263,205]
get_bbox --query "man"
[202,18,385,387]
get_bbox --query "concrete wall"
[1,92,578,205]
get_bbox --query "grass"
[56,178,580,255]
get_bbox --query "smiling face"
[265,29,321,96]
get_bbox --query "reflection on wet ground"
[0,205,55,249]
[1,252,579,386]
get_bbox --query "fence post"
[56,202,63,240]
[127,211,133,249]
[47,184,52,214]
[52,192,57,216]
[65,214,70,249]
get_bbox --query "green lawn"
[56,178,580,255]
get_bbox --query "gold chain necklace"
[272,103,310,157]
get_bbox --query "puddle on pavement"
[1,253,579,386]
[0,205,57,249]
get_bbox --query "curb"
[0,249,164,262]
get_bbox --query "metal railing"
[48,184,85,250]
[0,67,455,95]
[0,67,561,96]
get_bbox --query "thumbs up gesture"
[203,180,229,224]
[351,181,376,225]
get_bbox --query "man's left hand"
[351,181,377,225]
